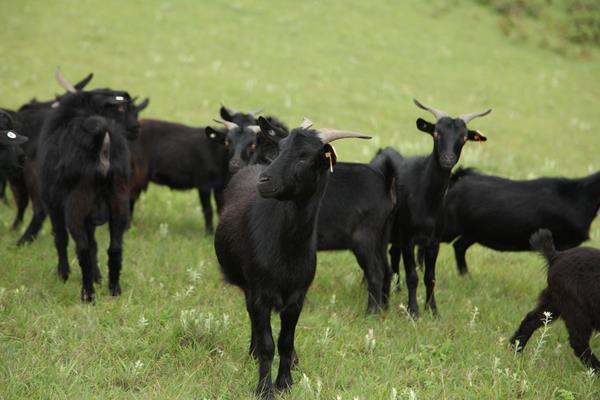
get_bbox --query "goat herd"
[1,68,599,398]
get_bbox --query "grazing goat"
[0,110,28,177]
[257,117,394,313]
[37,69,141,302]
[214,116,369,399]
[511,229,600,371]
[438,167,600,275]
[376,99,490,318]
[2,72,94,233]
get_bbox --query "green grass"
[1,0,600,398]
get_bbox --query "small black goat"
[214,117,369,399]
[205,106,288,175]
[439,168,600,275]
[376,99,490,318]
[511,229,600,371]
[38,69,142,302]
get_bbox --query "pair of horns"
[214,119,261,134]
[298,117,371,144]
[414,99,491,124]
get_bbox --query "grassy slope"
[1,0,600,398]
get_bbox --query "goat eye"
[224,140,229,147]
[250,143,256,151]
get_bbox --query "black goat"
[0,110,28,178]
[3,71,93,233]
[14,75,147,246]
[205,106,288,175]
[38,69,141,302]
[256,117,394,313]
[376,99,490,318]
[127,115,230,235]
[511,229,600,371]
[214,117,369,399]
[438,167,600,275]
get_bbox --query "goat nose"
[440,153,456,167]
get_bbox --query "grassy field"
[1,0,600,398]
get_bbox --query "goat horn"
[55,67,77,93]
[316,128,371,144]
[213,119,239,131]
[246,125,261,134]
[458,108,492,124]
[300,117,313,130]
[413,98,448,121]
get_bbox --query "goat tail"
[529,229,558,264]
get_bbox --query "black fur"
[440,167,600,275]
[511,229,600,372]
[373,110,488,319]
[2,73,94,235]
[205,105,288,175]
[37,89,140,302]
[254,117,395,314]
[215,121,367,399]
[128,116,226,234]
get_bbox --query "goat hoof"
[275,375,293,392]
[255,384,274,400]
[408,307,420,320]
[109,283,122,296]
[16,236,32,246]
[81,289,95,303]
[58,269,70,282]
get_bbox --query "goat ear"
[73,73,94,91]
[467,129,487,142]
[205,126,226,144]
[136,98,150,112]
[257,116,287,143]
[416,118,435,135]
[220,106,235,121]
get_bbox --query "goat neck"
[423,152,452,210]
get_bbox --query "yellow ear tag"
[324,145,337,173]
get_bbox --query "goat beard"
[98,132,110,176]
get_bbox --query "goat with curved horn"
[413,99,448,121]
[213,119,239,131]
[459,109,492,124]
[55,67,77,94]
[316,128,371,144]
